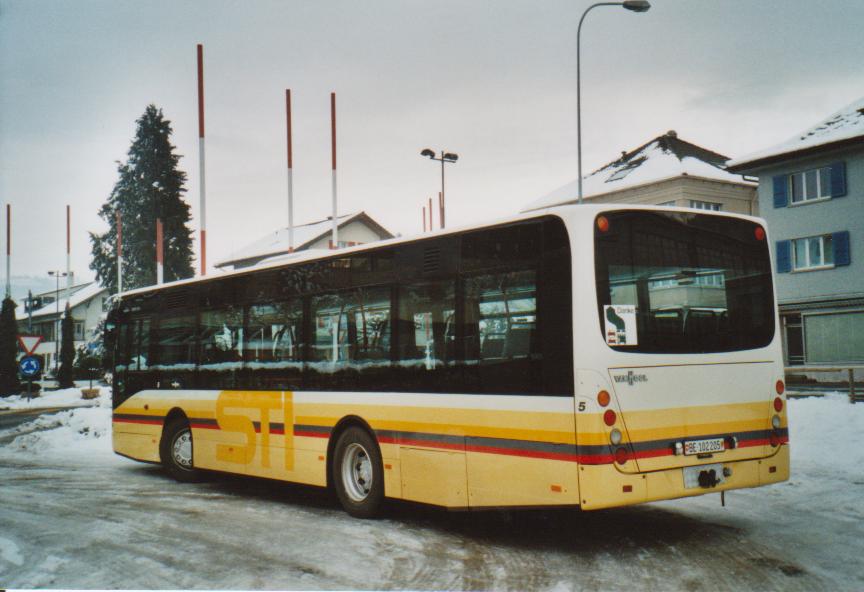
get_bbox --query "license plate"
[683,437,725,456]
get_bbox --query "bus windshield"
[594,210,775,354]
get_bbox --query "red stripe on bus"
[112,418,162,426]
[294,429,330,438]
[190,422,219,430]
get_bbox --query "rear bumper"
[578,445,789,510]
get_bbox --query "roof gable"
[216,211,394,268]
[728,96,864,170]
[523,131,749,211]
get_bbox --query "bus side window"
[395,280,456,392]
[198,306,243,389]
[463,270,539,394]
[244,300,303,389]
[153,313,196,389]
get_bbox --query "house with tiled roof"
[215,211,395,271]
[728,97,864,369]
[524,130,756,214]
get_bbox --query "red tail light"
[615,447,629,464]
[776,380,785,395]
[754,226,766,241]
[773,397,783,412]
[603,409,617,426]
[597,216,610,233]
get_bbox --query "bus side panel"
[466,453,580,507]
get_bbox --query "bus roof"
[116,203,766,300]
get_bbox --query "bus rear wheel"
[332,427,384,518]
[160,418,202,483]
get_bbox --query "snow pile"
[1,389,114,462]
[729,96,864,167]
[0,385,110,411]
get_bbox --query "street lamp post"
[48,270,68,374]
[576,0,650,204]
[420,149,458,229]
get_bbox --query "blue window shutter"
[773,175,788,208]
[830,162,847,197]
[833,231,850,266]
[776,240,792,273]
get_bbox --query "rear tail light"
[754,226,766,241]
[774,397,783,412]
[610,428,622,445]
[603,409,617,426]
[772,415,781,429]
[776,380,785,395]
[597,215,610,233]
[597,390,611,407]
[615,447,629,464]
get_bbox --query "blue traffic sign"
[19,355,41,377]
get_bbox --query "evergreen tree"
[57,304,75,389]
[0,297,20,396]
[90,104,195,294]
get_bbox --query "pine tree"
[57,304,75,389]
[90,104,195,294]
[0,297,20,396]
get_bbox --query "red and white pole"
[116,211,123,293]
[330,92,338,249]
[66,205,72,299]
[5,204,10,299]
[156,218,164,285]
[197,43,207,275]
[286,89,295,252]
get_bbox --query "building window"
[804,311,864,364]
[657,200,676,207]
[73,321,85,341]
[793,235,834,270]
[790,166,832,203]
[784,314,804,366]
[689,200,721,211]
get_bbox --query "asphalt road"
[0,443,838,591]
[0,407,67,431]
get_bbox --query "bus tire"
[160,418,202,483]
[332,426,384,518]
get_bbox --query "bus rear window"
[594,210,775,353]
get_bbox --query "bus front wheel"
[332,427,384,518]
[160,418,202,483]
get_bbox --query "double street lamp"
[576,0,650,204]
[420,149,458,229]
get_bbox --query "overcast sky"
[2,0,863,288]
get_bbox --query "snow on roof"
[216,212,383,268]
[523,131,751,212]
[29,282,107,319]
[729,96,864,169]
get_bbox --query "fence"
[784,366,864,403]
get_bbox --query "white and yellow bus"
[110,205,789,517]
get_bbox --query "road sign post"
[19,355,41,402]
[18,335,43,402]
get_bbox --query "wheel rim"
[171,429,194,470]
[341,442,373,502]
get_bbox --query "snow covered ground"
[0,392,861,590]
[0,385,110,412]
